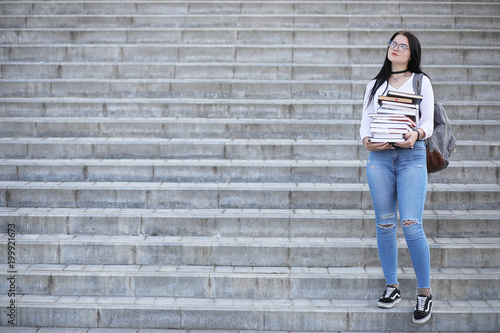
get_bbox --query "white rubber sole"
[377,296,401,309]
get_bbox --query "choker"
[391,69,409,74]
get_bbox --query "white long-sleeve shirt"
[359,73,434,142]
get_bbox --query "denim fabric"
[366,140,431,289]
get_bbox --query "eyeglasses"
[388,40,409,53]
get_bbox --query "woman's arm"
[359,81,375,142]
[417,75,434,140]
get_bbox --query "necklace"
[391,69,410,83]
[391,69,409,74]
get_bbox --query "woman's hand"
[362,137,393,151]
[394,130,422,149]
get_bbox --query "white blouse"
[359,73,434,142]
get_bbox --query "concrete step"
[2,14,500,29]
[0,118,498,141]
[2,264,499,300]
[1,207,498,238]
[1,98,499,120]
[3,62,499,82]
[0,1,500,16]
[1,294,498,331]
[0,78,498,101]
[0,159,498,184]
[3,28,500,46]
[2,45,498,66]
[1,159,368,183]
[1,1,499,16]
[0,181,499,210]
[2,14,500,30]
[1,233,499,267]
[9,330,499,333]
[0,117,362,140]
[0,137,497,161]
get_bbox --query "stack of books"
[369,90,422,143]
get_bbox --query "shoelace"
[384,287,396,298]
[416,296,427,311]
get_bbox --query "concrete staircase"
[1,1,499,331]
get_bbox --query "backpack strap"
[413,73,424,96]
[413,73,424,119]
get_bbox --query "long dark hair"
[367,31,426,105]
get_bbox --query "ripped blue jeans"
[366,140,431,289]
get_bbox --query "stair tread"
[2,294,498,311]
[1,117,500,122]
[0,117,363,123]
[2,13,499,17]
[5,27,500,31]
[2,158,498,166]
[2,62,499,71]
[4,78,499,84]
[6,62,495,68]
[1,206,499,217]
[1,180,499,189]
[5,263,500,276]
[1,117,500,126]
[2,137,499,144]
[3,43,499,49]
[2,158,369,166]
[2,96,499,104]
[5,233,499,246]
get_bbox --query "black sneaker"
[377,286,401,308]
[413,294,432,324]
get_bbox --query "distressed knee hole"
[378,214,396,228]
[402,219,418,227]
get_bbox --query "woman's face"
[387,34,411,67]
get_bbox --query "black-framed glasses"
[388,40,409,53]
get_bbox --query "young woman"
[359,31,434,324]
